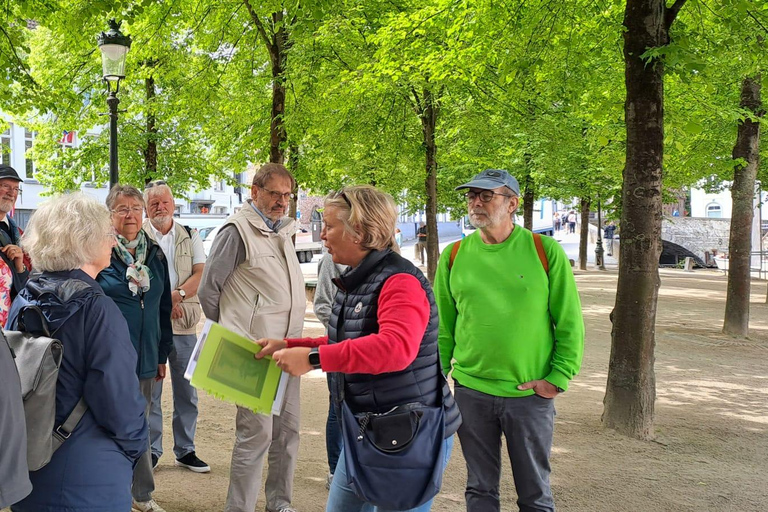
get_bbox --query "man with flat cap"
[434,169,584,512]
[0,165,29,306]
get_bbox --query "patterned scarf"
[114,230,151,295]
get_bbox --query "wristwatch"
[556,386,565,393]
[308,348,321,370]
[176,288,187,300]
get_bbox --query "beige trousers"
[225,375,301,512]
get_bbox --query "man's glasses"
[144,180,168,189]
[111,206,144,217]
[464,190,512,203]
[0,183,21,194]
[262,188,295,201]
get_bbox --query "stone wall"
[661,217,730,262]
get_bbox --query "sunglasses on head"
[144,180,168,190]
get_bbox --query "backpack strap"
[533,233,549,275]
[182,224,193,238]
[449,232,549,275]
[448,240,462,270]
[52,397,88,448]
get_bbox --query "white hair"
[143,183,174,204]
[21,193,112,271]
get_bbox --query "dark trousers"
[326,375,342,474]
[454,384,555,512]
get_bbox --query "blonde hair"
[325,185,400,253]
[21,193,112,271]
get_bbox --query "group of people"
[1,162,584,512]
[554,210,578,234]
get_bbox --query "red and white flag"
[59,130,76,145]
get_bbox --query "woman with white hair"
[97,184,173,512]
[7,193,148,512]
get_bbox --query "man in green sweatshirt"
[434,169,584,512]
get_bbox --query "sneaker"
[268,508,297,512]
[151,453,159,471]
[175,451,211,473]
[132,499,167,512]
[325,472,333,490]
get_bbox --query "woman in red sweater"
[256,185,460,512]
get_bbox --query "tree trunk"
[579,197,590,270]
[144,75,157,183]
[603,0,686,440]
[723,75,762,336]
[421,88,439,284]
[244,2,289,164]
[269,13,288,164]
[522,168,534,231]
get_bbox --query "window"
[1,127,11,166]
[24,128,35,178]
[213,179,225,192]
[214,206,227,215]
[706,203,722,218]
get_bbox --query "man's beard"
[0,198,14,215]
[469,207,509,229]
[150,214,173,230]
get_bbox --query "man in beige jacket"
[199,163,305,512]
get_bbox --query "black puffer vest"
[328,249,461,437]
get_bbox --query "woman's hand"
[254,338,288,359]
[156,364,167,382]
[273,347,312,376]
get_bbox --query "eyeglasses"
[144,180,167,189]
[261,187,295,201]
[111,206,144,217]
[0,183,21,194]
[464,190,513,203]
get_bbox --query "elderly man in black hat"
[0,165,29,303]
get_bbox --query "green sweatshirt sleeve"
[434,242,458,376]
[541,236,585,391]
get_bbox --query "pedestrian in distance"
[198,163,305,512]
[7,193,148,512]
[143,181,210,474]
[603,221,617,256]
[567,210,577,234]
[256,185,461,512]
[415,221,427,265]
[434,169,584,512]
[97,185,174,512]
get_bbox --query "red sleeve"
[318,273,430,374]
[286,336,328,348]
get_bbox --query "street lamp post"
[97,20,131,189]
[595,198,606,270]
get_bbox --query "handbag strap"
[51,397,88,448]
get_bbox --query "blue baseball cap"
[455,169,520,196]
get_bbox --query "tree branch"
[665,0,688,29]
[243,0,272,49]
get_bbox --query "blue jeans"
[149,334,199,459]
[326,436,454,512]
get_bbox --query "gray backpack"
[2,306,87,471]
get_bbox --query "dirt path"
[126,269,768,511]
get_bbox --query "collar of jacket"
[242,199,295,237]
[332,249,392,293]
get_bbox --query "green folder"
[185,319,287,415]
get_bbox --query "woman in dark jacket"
[7,193,148,512]
[257,185,461,512]
[97,184,173,512]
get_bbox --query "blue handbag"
[340,398,446,510]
